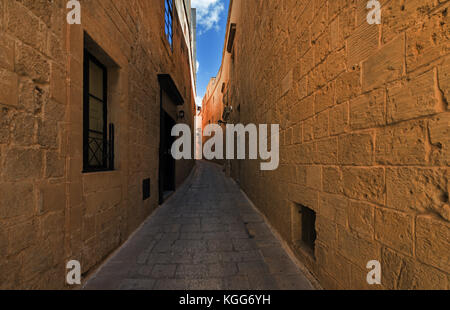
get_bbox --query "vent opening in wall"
[291,204,316,258]
[143,178,151,201]
[301,205,316,253]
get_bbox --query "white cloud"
[192,0,224,34]
[196,95,203,107]
[196,61,200,73]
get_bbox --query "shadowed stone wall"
[0,0,195,289]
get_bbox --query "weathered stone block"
[0,182,34,220]
[0,69,19,107]
[310,7,327,40]
[381,247,448,290]
[83,172,122,194]
[50,64,66,105]
[296,166,307,187]
[316,245,351,288]
[375,208,414,256]
[280,69,293,97]
[375,120,427,165]
[362,35,405,91]
[438,59,449,106]
[381,0,436,44]
[0,258,22,289]
[39,183,66,213]
[294,76,308,101]
[20,242,54,282]
[4,147,43,181]
[40,212,65,239]
[342,168,385,205]
[0,106,13,144]
[338,133,374,166]
[288,183,318,211]
[329,18,342,52]
[428,113,450,166]
[8,220,38,255]
[337,226,380,267]
[319,193,347,227]
[12,113,35,146]
[328,0,345,21]
[329,103,348,136]
[386,168,448,219]
[306,166,321,190]
[37,119,59,149]
[327,48,346,80]
[294,142,315,165]
[292,123,302,144]
[315,31,330,63]
[0,33,14,71]
[335,70,361,104]
[300,48,314,77]
[0,227,7,258]
[322,166,343,194]
[316,216,337,248]
[348,200,375,240]
[416,215,450,273]
[18,79,47,114]
[350,89,385,130]
[44,99,66,122]
[338,6,356,41]
[303,118,314,142]
[47,32,65,63]
[82,217,96,243]
[308,63,327,91]
[45,151,65,179]
[69,205,83,234]
[278,164,296,184]
[5,1,46,52]
[313,110,329,139]
[387,70,438,123]
[315,82,334,113]
[15,42,50,83]
[315,138,338,164]
[68,182,83,208]
[406,12,449,72]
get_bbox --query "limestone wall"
[0,0,195,289]
[225,0,449,289]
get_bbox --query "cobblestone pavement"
[84,161,314,290]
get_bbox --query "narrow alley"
[0,0,449,292]
[84,161,314,290]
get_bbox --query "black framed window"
[165,0,173,48]
[83,51,114,172]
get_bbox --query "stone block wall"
[0,0,195,289]
[226,0,449,289]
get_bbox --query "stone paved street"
[84,161,314,290]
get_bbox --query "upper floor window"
[83,51,115,172]
[165,0,173,48]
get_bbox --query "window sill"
[82,168,115,174]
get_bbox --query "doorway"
[157,74,184,205]
[159,109,176,204]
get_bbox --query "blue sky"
[192,0,230,106]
